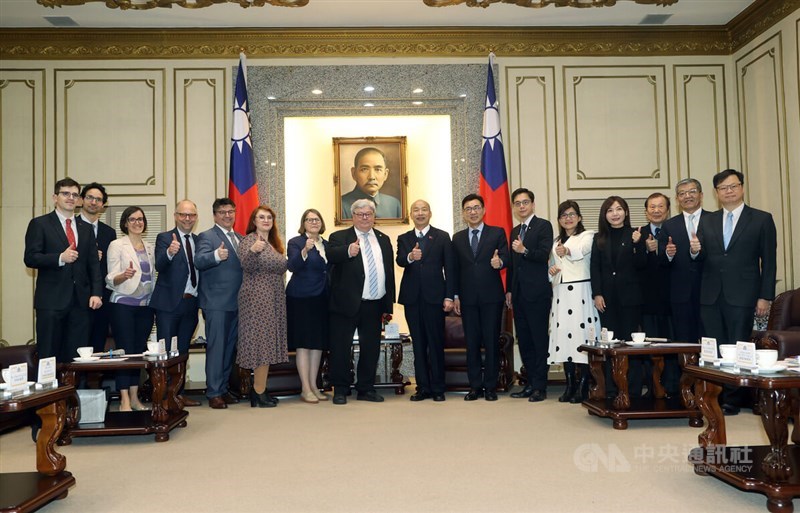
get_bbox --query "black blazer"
[150,228,199,312]
[506,216,553,302]
[659,211,708,303]
[286,234,330,298]
[452,224,509,306]
[76,216,117,300]
[696,205,777,308]
[590,226,647,306]
[395,226,456,306]
[327,227,395,317]
[24,211,103,310]
[637,224,671,314]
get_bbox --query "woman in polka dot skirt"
[547,200,601,403]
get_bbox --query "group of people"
[24,167,776,414]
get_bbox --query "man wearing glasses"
[24,177,103,362]
[692,169,777,415]
[77,182,118,353]
[327,199,395,405]
[194,198,243,409]
[150,199,201,406]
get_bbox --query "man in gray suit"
[195,198,243,409]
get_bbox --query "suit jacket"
[286,234,330,298]
[637,224,671,314]
[696,205,777,308]
[452,224,509,306]
[590,226,647,306]
[659,211,708,303]
[506,216,553,302]
[77,215,116,300]
[194,225,243,312]
[23,210,103,310]
[150,228,199,312]
[327,227,395,317]
[105,235,156,299]
[395,226,456,306]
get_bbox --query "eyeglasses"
[677,188,699,198]
[716,183,742,193]
[215,210,236,217]
[84,194,104,203]
[256,214,273,221]
[463,205,483,213]
[58,191,80,199]
[175,212,197,219]
[305,218,321,223]
[127,217,145,224]
[513,200,532,208]
[353,212,374,219]
[559,212,578,219]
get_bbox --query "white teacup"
[631,332,646,343]
[605,330,615,342]
[76,346,94,359]
[147,341,160,354]
[719,344,737,362]
[756,349,779,369]
[1,368,9,383]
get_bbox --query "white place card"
[37,356,57,385]
[7,363,28,393]
[169,336,178,354]
[587,326,596,343]
[600,328,609,342]
[700,337,718,364]
[736,341,758,370]
[384,322,400,340]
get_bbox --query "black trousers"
[329,299,383,394]
[460,301,503,391]
[701,296,754,346]
[88,298,112,353]
[599,296,642,396]
[36,290,91,363]
[404,302,446,394]
[512,296,551,391]
[154,296,198,393]
[110,303,154,390]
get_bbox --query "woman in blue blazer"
[286,209,331,404]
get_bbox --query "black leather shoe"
[410,391,432,402]
[222,392,240,405]
[357,390,384,402]
[484,390,498,401]
[528,390,547,402]
[510,385,534,399]
[722,403,740,416]
[333,394,347,405]
[432,393,446,402]
[464,389,483,401]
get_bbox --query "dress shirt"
[78,214,99,238]
[356,228,386,300]
[722,203,745,238]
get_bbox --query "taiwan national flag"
[478,53,513,283]
[229,53,259,235]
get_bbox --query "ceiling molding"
[1,0,797,60]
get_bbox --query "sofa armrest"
[0,345,38,382]
[760,331,800,359]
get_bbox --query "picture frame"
[333,136,408,225]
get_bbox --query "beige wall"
[2,10,799,345]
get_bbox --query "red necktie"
[65,218,76,248]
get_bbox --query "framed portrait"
[334,136,408,225]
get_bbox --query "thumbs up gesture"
[304,237,316,252]
[490,249,502,269]
[511,233,526,254]
[122,260,137,280]
[348,238,361,257]
[555,240,567,258]
[167,233,181,256]
[665,236,677,258]
[217,242,229,261]
[410,242,423,261]
[632,227,642,244]
[689,231,701,254]
[61,242,79,263]
[645,233,658,253]
[251,235,267,253]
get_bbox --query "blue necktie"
[362,233,379,298]
[417,231,426,252]
[519,224,527,241]
[470,229,479,257]
[723,211,733,250]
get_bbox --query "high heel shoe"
[250,389,277,408]
[313,389,329,401]
[301,391,319,404]
[131,403,151,411]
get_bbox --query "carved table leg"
[679,353,698,409]
[149,367,169,442]
[167,361,185,412]
[765,495,794,513]
[611,355,630,411]
[759,389,792,482]
[56,370,78,446]
[651,356,666,399]
[588,356,605,400]
[390,343,405,389]
[36,398,68,475]
[695,378,725,447]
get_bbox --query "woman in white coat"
[106,206,156,411]
[547,200,601,403]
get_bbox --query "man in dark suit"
[77,182,118,353]
[396,199,456,402]
[194,198,243,409]
[505,188,553,402]
[693,169,777,414]
[150,199,201,407]
[327,198,396,405]
[452,193,509,401]
[24,177,103,362]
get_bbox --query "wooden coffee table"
[0,385,76,513]
[578,342,703,430]
[684,363,800,513]
[58,354,189,444]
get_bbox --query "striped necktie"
[362,233,379,298]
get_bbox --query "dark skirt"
[287,293,329,351]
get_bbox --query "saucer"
[625,341,650,347]
[720,360,735,366]
[758,363,788,373]
[0,381,34,389]
[73,356,101,362]
[143,351,165,356]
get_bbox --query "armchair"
[757,288,800,358]
[0,343,39,436]
[442,312,515,392]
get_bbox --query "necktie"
[185,234,197,287]
[362,233,379,299]
[688,213,696,237]
[470,229,479,257]
[519,224,527,240]
[65,218,76,248]
[723,211,733,250]
[417,231,426,252]
[654,227,660,238]
[227,231,239,252]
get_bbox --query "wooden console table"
[0,385,76,513]
[684,363,800,513]
[578,342,703,430]
[58,354,189,444]
[350,335,411,395]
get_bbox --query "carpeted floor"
[0,386,771,512]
